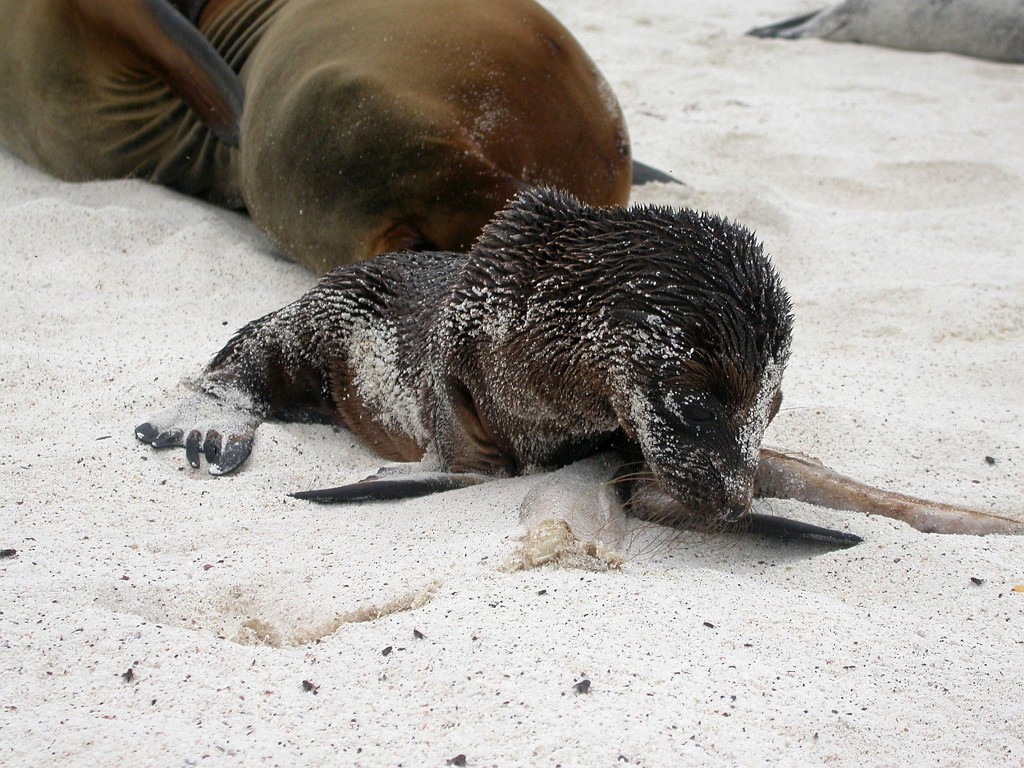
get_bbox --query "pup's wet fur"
[138,188,806,534]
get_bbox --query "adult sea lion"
[135,189,1023,539]
[0,0,632,274]
[748,0,1024,64]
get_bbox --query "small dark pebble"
[537,589,547,595]
[984,456,996,465]
[573,679,591,694]
[413,629,425,640]
[121,668,134,683]
[703,621,715,629]
[0,549,16,558]
[382,646,393,657]
[302,679,319,695]
[970,577,985,586]
[446,755,467,766]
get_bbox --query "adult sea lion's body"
[0,0,632,274]
[137,188,794,525]
[749,0,1024,64]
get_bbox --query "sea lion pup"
[136,188,1024,538]
[748,0,1024,64]
[0,0,632,274]
[137,188,795,527]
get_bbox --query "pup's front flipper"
[135,390,264,475]
[628,476,862,548]
[290,471,491,503]
[740,513,862,547]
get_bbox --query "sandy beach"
[2,0,1023,765]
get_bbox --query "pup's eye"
[680,404,715,424]
[661,391,720,426]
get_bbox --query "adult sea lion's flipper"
[71,0,244,146]
[290,472,491,503]
[631,161,683,186]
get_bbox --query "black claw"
[214,435,253,475]
[135,422,158,444]
[152,428,184,448]
[185,430,202,468]
[204,429,223,464]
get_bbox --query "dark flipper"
[290,472,490,503]
[171,0,209,24]
[747,10,823,38]
[733,512,862,547]
[72,0,244,145]
[653,507,861,547]
[631,160,683,186]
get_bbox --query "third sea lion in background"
[749,0,1024,64]
[0,0,633,274]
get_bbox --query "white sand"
[2,0,1023,765]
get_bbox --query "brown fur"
[0,0,631,274]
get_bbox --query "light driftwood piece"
[756,446,1024,536]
